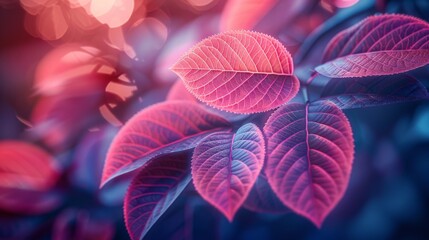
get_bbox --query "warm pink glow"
[89,0,135,28]
[68,0,90,8]
[37,5,68,40]
[106,27,137,59]
[186,0,215,7]
[322,0,360,8]
[34,44,107,95]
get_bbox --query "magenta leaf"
[316,14,429,78]
[31,74,107,151]
[243,172,290,214]
[264,101,354,227]
[101,101,231,186]
[155,15,219,83]
[0,141,61,214]
[318,74,429,109]
[124,152,191,240]
[171,30,300,114]
[192,123,265,221]
[0,141,59,191]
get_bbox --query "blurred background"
[0,0,428,239]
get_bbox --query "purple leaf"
[316,14,429,78]
[101,101,231,187]
[243,172,290,214]
[171,30,300,114]
[124,152,191,240]
[318,74,429,109]
[264,101,354,227]
[192,123,265,221]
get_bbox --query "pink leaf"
[316,14,429,78]
[0,141,61,214]
[264,101,354,227]
[124,152,191,240]
[31,84,104,151]
[192,123,265,221]
[171,30,300,114]
[0,141,58,190]
[31,44,115,150]
[155,15,219,83]
[101,101,231,186]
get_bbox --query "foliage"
[1,0,429,239]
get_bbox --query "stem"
[305,72,319,86]
[302,72,319,103]
[302,86,309,103]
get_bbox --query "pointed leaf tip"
[192,123,265,221]
[317,14,429,78]
[264,101,354,227]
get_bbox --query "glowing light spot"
[34,44,113,95]
[37,5,69,40]
[322,0,360,9]
[334,0,359,8]
[187,0,215,7]
[20,0,46,15]
[68,0,90,8]
[106,27,137,59]
[90,0,135,28]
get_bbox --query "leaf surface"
[318,74,429,109]
[0,141,58,190]
[124,152,191,240]
[264,102,354,227]
[171,30,299,114]
[101,101,230,186]
[192,123,265,220]
[316,14,429,78]
[0,141,61,213]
